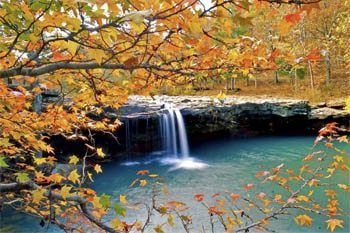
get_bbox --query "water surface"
[1,136,349,232]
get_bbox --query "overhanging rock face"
[47,95,349,157]
[106,95,349,155]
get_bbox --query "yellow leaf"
[91,49,105,64]
[68,169,81,184]
[149,174,158,178]
[139,179,147,187]
[119,194,128,204]
[94,164,102,173]
[60,185,72,200]
[68,155,79,165]
[294,214,313,227]
[296,195,310,202]
[333,155,344,163]
[32,187,46,204]
[92,196,103,209]
[87,171,94,182]
[325,190,337,199]
[307,190,314,197]
[167,214,174,227]
[49,173,65,183]
[326,219,344,232]
[34,157,47,165]
[111,218,123,230]
[96,148,105,158]
[65,41,79,55]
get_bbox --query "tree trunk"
[325,51,331,86]
[308,61,315,90]
[294,68,298,92]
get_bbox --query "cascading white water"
[168,109,178,156]
[174,109,189,158]
[160,105,190,158]
[122,103,207,169]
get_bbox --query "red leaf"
[305,49,321,61]
[194,194,204,202]
[269,49,280,61]
[284,13,301,24]
[244,183,254,190]
[211,192,221,198]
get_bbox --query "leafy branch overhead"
[0,0,349,233]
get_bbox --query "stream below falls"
[1,136,349,233]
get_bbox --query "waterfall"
[122,102,208,170]
[174,109,189,158]
[160,106,190,158]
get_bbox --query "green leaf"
[113,203,126,217]
[15,172,30,182]
[100,193,111,208]
[0,156,9,168]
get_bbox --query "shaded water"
[1,137,349,232]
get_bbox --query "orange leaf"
[326,219,344,232]
[284,13,301,24]
[137,170,149,175]
[194,194,204,202]
[294,214,313,227]
[305,49,321,61]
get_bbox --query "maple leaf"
[256,192,266,199]
[15,172,30,182]
[96,148,105,158]
[139,179,147,187]
[333,155,344,163]
[111,218,123,230]
[32,187,46,204]
[326,219,344,232]
[92,196,103,209]
[0,156,9,167]
[255,170,270,177]
[274,194,282,202]
[230,193,241,201]
[308,179,319,187]
[325,190,337,199]
[99,193,111,208]
[194,194,204,202]
[296,195,310,202]
[60,185,72,200]
[167,214,175,227]
[87,171,94,182]
[33,157,47,165]
[136,169,149,175]
[305,49,321,61]
[46,156,57,165]
[337,135,348,143]
[294,214,313,227]
[49,173,65,183]
[284,13,301,24]
[67,169,81,184]
[113,203,126,217]
[68,155,79,165]
[244,183,254,190]
[94,164,102,173]
[154,224,165,233]
[119,194,128,204]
